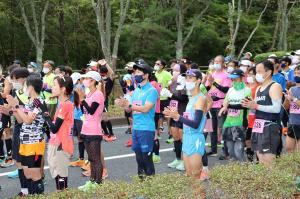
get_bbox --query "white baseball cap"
[245,52,252,57]
[294,49,300,55]
[268,54,277,58]
[71,72,81,84]
[125,62,135,70]
[87,61,98,67]
[240,60,252,67]
[81,71,101,82]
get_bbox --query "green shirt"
[43,73,57,104]
[155,70,172,100]
[223,86,251,128]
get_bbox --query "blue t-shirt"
[272,73,287,90]
[131,82,158,131]
[73,83,84,120]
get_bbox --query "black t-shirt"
[103,78,114,103]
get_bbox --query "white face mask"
[227,66,234,73]
[176,75,186,90]
[255,73,265,83]
[213,63,222,70]
[292,56,299,64]
[240,66,248,73]
[154,65,160,71]
[246,76,254,84]
[43,67,50,74]
[185,81,196,91]
[13,82,23,90]
[28,68,34,73]
[23,86,29,97]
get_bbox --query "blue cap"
[228,69,244,79]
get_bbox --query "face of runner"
[52,78,65,97]
[172,64,181,80]
[232,77,245,90]
[226,62,235,73]
[247,70,256,84]
[11,77,26,90]
[43,62,52,74]
[154,60,163,71]
[134,68,147,85]
[185,75,200,91]
[82,77,95,89]
[213,56,224,71]
[294,67,300,83]
[255,63,272,83]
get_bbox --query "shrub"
[254,51,291,63]
[208,153,300,199]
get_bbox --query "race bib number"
[228,109,240,117]
[169,100,178,110]
[252,119,265,134]
[290,102,300,114]
[133,100,142,114]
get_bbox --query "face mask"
[214,63,222,70]
[240,66,248,73]
[102,76,108,80]
[185,81,196,91]
[172,71,180,79]
[28,68,34,73]
[233,82,245,90]
[154,65,160,71]
[255,73,265,83]
[83,79,91,88]
[43,67,50,74]
[281,63,286,68]
[134,75,144,84]
[246,76,254,84]
[13,82,23,90]
[294,76,300,83]
[227,66,234,73]
[23,86,29,97]
[127,70,133,74]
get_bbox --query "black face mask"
[127,70,133,74]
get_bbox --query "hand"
[0,104,11,115]
[115,98,129,109]
[76,88,85,102]
[27,111,36,121]
[218,107,227,117]
[207,74,214,84]
[163,106,180,121]
[161,88,172,98]
[98,59,107,66]
[241,98,257,109]
[6,95,18,107]
[284,90,293,102]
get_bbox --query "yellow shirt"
[43,73,57,104]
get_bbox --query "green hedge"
[254,51,291,63]
[25,153,300,199]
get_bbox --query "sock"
[153,139,160,156]
[5,139,12,157]
[27,179,33,194]
[101,121,109,135]
[31,178,44,194]
[106,121,114,136]
[18,169,28,191]
[203,166,208,171]
[55,175,68,190]
[202,151,208,167]
[126,115,130,125]
[0,140,4,158]
[174,140,182,160]
[78,142,85,160]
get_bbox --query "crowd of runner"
[0,50,299,196]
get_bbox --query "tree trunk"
[277,0,288,51]
[176,0,183,59]
[36,46,43,66]
[58,0,69,64]
[270,1,280,51]
[228,0,242,57]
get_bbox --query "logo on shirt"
[256,96,266,101]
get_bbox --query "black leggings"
[83,135,103,184]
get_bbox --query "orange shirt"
[49,101,74,155]
[248,85,259,128]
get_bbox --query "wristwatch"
[128,104,132,109]
[15,105,19,109]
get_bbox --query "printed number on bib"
[252,119,265,134]
[290,102,300,114]
[228,109,240,117]
[169,100,178,111]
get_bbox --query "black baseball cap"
[228,69,244,79]
[133,59,153,74]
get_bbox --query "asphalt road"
[0,125,227,199]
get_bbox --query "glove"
[33,98,48,113]
[160,88,172,98]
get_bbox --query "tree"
[238,0,270,59]
[175,0,210,59]
[19,0,50,66]
[92,0,130,70]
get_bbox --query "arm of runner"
[44,115,64,134]
[81,101,99,115]
[213,82,229,93]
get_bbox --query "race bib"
[252,119,265,134]
[290,102,300,114]
[169,100,178,110]
[228,109,240,117]
[133,100,142,114]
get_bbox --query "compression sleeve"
[81,101,99,115]
[44,116,64,134]
[179,110,203,129]
[256,99,282,113]
[213,82,229,93]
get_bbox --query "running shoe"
[0,158,14,168]
[207,143,223,148]
[78,181,99,192]
[102,135,109,142]
[108,135,117,142]
[152,154,161,164]
[125,128,131,134]
[199,168,209,181]
[0,158,5,165]
[7,169,19,178]
[82,169,91,177]
[167,159,181,168]
[81,161,90,171]
[166,137,174,144]
[102,168,108,180]
[69,159,86,167]
[126,138,132,147]
[175,161,185,171]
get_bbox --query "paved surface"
[0,125,227,199]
